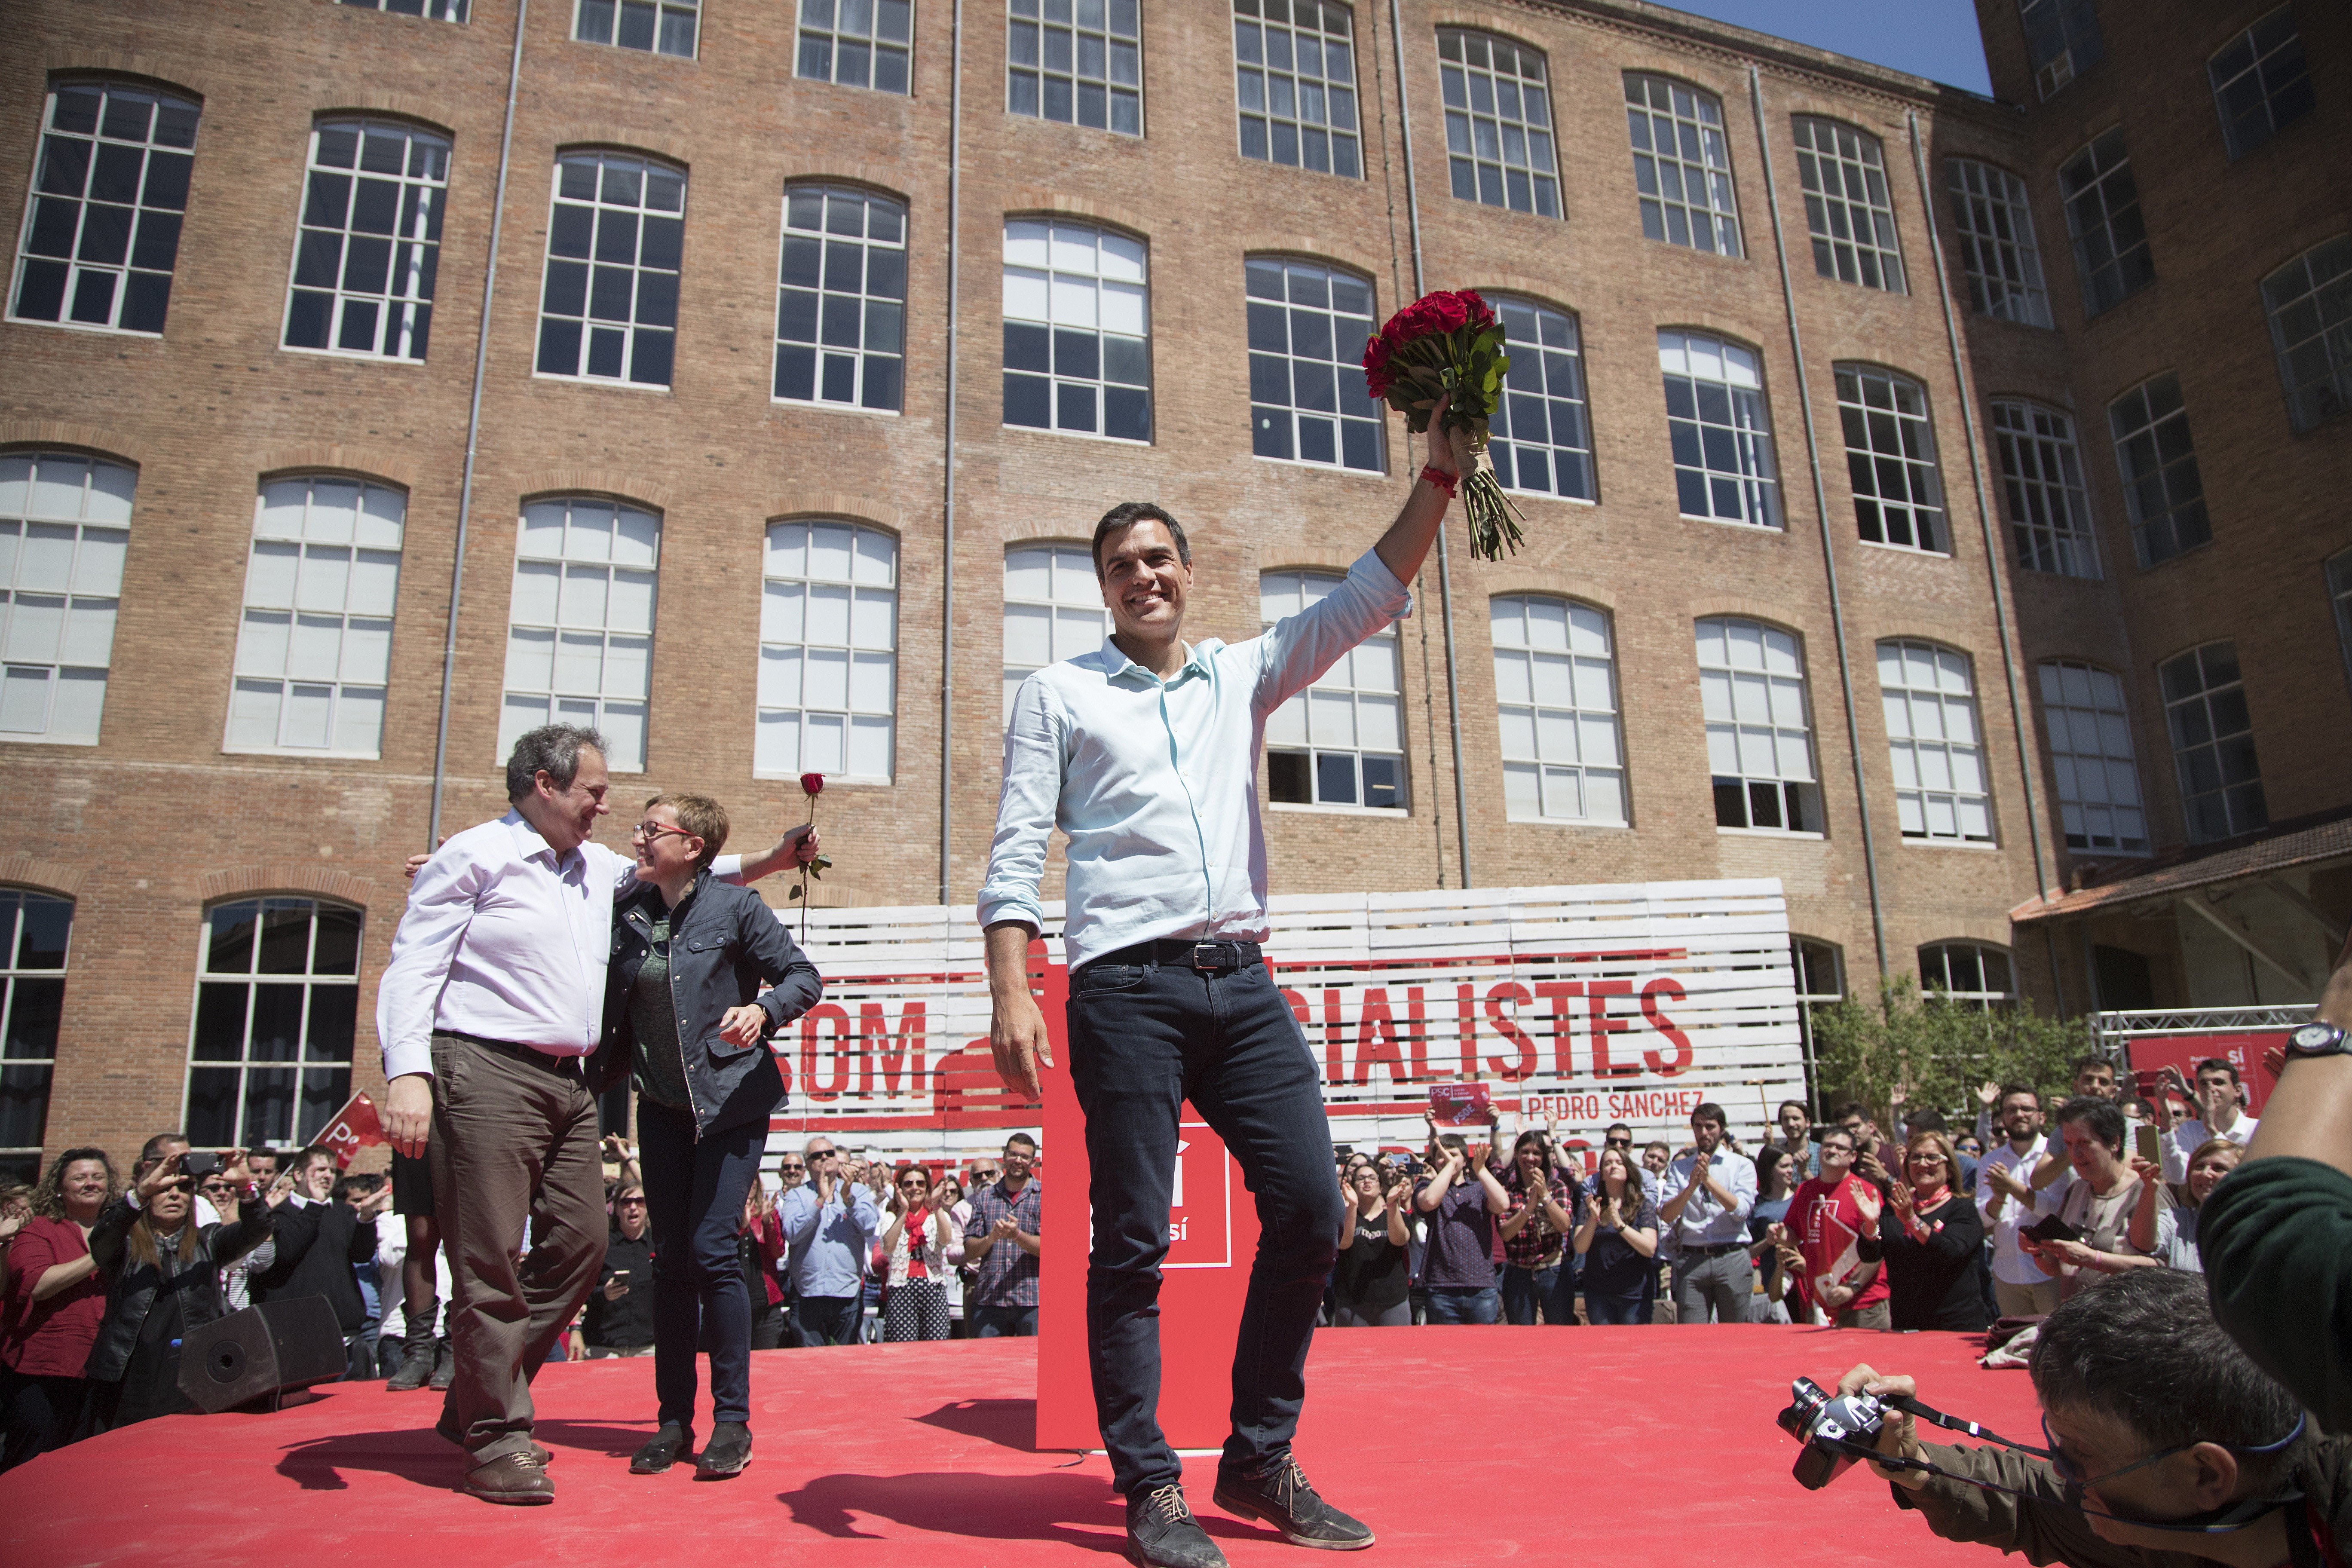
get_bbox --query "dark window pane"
[208,902,258,974]
[861,355,902,410]
[312,906,360,976]
[1363,756,1401,808]
[298,1069,352,1144]
[781,235,823,288]
[2,978,64,1058]
[538,316,582,374]
[1713,778,1746,827]
[0,1064,53,1151]
[1003,321,1050,373]
[821,352,856,401]
[1268,750,1311,803]
[775,344,817,399]
[14,260,68,321]
[191,983,249,1062]
[1004,371,1052,427]
[37,138,90,198]
[1315,751,1357,804]
[258,902,311,974]
[1056,381,1096,432]
[549,204,594,259]
[76,204,130,266]
[242,1068,296,1147]
[120,266,169,334]
[26,198,77,258]
[544,260,589,317]
[89,144,143,205]
[249,984,306,1060]
[306,986,358,1060]
[16,898,70,970]
[641,215,683,272]
[630,329,674,386]
[1103,386,1150,441]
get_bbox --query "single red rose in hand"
[800,772,825,798]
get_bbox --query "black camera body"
[1777,1376,1890,1489]
[179,1150,223,1181]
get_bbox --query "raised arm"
[726,823,822,885]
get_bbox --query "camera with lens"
[178,1150,222,1181]
[1776,1376,1892,1489]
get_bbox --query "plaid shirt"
[1501,1171,1576,1268]
[963,1176,1043,1308]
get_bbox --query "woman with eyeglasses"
[879,1165,955,1342]
[604,793,824,1481]
[1,1148,118,1470]
[1573,1145,1659,1326]
[2122,1136,2242,1274]
[84,1151,281,1431]
[1880,1129,1988,1331]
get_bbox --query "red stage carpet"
[0,1327,2037,1565]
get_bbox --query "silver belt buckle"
[1191,942,1223,970]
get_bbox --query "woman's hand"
[1889,1180,1916,1216]
[2044,1237,2103,1271]
[135,1152,186,1201]
[719,1005,770,1049]
[2127,1154,2161,1186]
[1852,1182,1883,1228]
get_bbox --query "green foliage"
[1807,974,2095,1124]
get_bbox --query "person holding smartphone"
[2019,1098,2143,1300]
[578,1182,653,1359]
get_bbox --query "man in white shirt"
[376,725,804,1504]
[980,409,1464,1568]
[1659,1102,1758,1323]
[1975,1083,2059,1318]
[2154,1058,2259,1182]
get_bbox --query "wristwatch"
[2285,1021,2349,1060]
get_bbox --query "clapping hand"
[356,1184,395,1219]
[992,1215,1019,1243]
[1852,1181,1883,1228]
[1888,1180,1916,1217]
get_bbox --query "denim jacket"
[597,867,823,1136]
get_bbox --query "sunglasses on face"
[1604,1136,1632,1148]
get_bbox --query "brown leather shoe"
[462,1452,554,1505]
[533,1444,554,1467]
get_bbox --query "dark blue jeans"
[1067,954,1344,1498]
[1500,1263,1560,1325]
[1423,1285,1501,1323]
[969,1303,1038,1337]
[1584,1290,1648,1325]
[792,1293,861,1346]
[637,1101,763,1429]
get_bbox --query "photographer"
[2020,1099,2142,1302]
[1825,1269,2345,1568]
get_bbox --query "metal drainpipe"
[1748,65,1890,980]
[939,0,964,907]
[1907,111,2059,993]
[428,0,529,847]
[1388,0,1473,888]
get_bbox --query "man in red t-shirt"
[1783,1129,1889,1329]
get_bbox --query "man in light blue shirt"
[777,1136,878,1346]
[980,409,1466,1568]
[1660,1101,1759,1324]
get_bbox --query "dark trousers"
[428,1032,606,1462]
[792,1293,861,1346]
[1066,956,1344,1498]
[0,1370,89,1473]
[1501,1262,1561,1325]
[638,1101,763,1430]
[969,1303,1038,1337]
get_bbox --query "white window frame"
[797,0,914,93]
[184,897,363,1150]
[2037,659,2148,856]
[2209,7,2312,160]
[227,476,405,759]
[283,118,449,364]
[2109,373,2210,567]
[9,81,200,337]
[1488,297,1594,502]
[1003,542,1109,724]
[1878,638,1994,844]
[1697,617,1821,836]
[1001,218,1152,443]
[756,519,898,783]
[2018,0,2103,99]
[1232,0,1362,179]
[338,0,470,18]
[2160,642,2267,844]
[1263,570,1406,811]
[500,496,660,773]
[1945,159,2050,327]
[1624,74,1741,257]
[573,0,699,57]
[0,889,71,1177]
[2261,236,2351,433]
[1660,329,1779,529]
[1793,117,1905,294]
[1010,0,1142,137]
[1991,399,2098,579]
[1437,29,1559,219]
[1245,256,1384,473]
[0,451,134,746]
[1835,364,1946,554]
[2060,129,2152,318]
[1491,594,1626,827]
[774,184,908,413]
[2331,547,2352,700]
[533,151,685,390]
[1918,940,2013,1008]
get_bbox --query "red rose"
[1460,289,1495,328]
[1422,292,1469,332]
[800,772,825,797]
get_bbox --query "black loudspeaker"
[178,1297,349,1413]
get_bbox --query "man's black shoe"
[1212,1456,1374,1550]
[629,1424,694,1475]
[695,1422,753,1479]
[1125,1483,1228,1568]
[386,1347,435,1392]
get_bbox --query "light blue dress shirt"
[1664,1148,1758,1248]
[778,1182,881,1301]
[979,547,1412,969]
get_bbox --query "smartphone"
[609,1269,630,1280]
[179,1151,222,1180]
[2025,1214,2082,1246]
[2134,1124,2162,1166]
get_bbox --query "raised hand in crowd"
[1851,1179,1883,1231]
[134,1151,187,1202]
[354,1182,395,1220]
[1976,1080,2000,1109]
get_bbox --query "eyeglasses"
[777,1164,806,1173]
[2040,1412,2304,1501]
[631,821,697,842]
[617,1196,647,1206]
[1908,1154,1948,1166]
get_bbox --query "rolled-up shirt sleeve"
[375,850,486,1080]
[977,673,1064,935]
[1253,548,1412,714]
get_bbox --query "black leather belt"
[1681,1239,1749,1258]
[441,1029,587,1077]
[1089,937,1264,972]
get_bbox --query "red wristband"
[1419,464,1459,497]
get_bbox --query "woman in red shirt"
[1781,1129,1890,1329]
[1,1147,118,1471]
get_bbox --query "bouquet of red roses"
[1362,288,1527,560]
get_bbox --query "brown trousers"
[427,1032,606,1461]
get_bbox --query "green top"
[628,914,692,1111]
[2202,1155,2352,1436]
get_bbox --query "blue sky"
[1652,0,1995,95]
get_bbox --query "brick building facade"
[0,0,2342,1176]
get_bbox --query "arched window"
[2108,374,2209,567]
[1659,330,1779,528]
[0,890,71,1182]
[229,475,405,756]
[2261,236,2350,432]
[1991,399,2096,578]
[2059,130,2152,317]
[1623,74,1740,256]
[1003,542,1107,723]
[9,80,201,334]
[1436,30,1557,218]
[1488,297,1593,501]
[1792,935,1842,1087]
[1696,618,1819,833]
[0,451,135,744]
[759,520,897,781]
[1246,256,1382,472]
[1263,570,1403,808]
[501,496,660,772]
[535,151,685,388]
[2160,642,2266,843]
[1944,159,2049,327]
[1002,218,1151,441]
[1835,365,1945,554]
[1918,940,2012,1009]
[775,184,907,411]
[1878,639,1992,842]
[2209,9,2311,160]
[186,897,362,1148]
[1232,0,1359,177]
[283,117,450,361]
[1793,118,1904,293]
[2037,659,2147,854]
[1491,595,1624,825]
